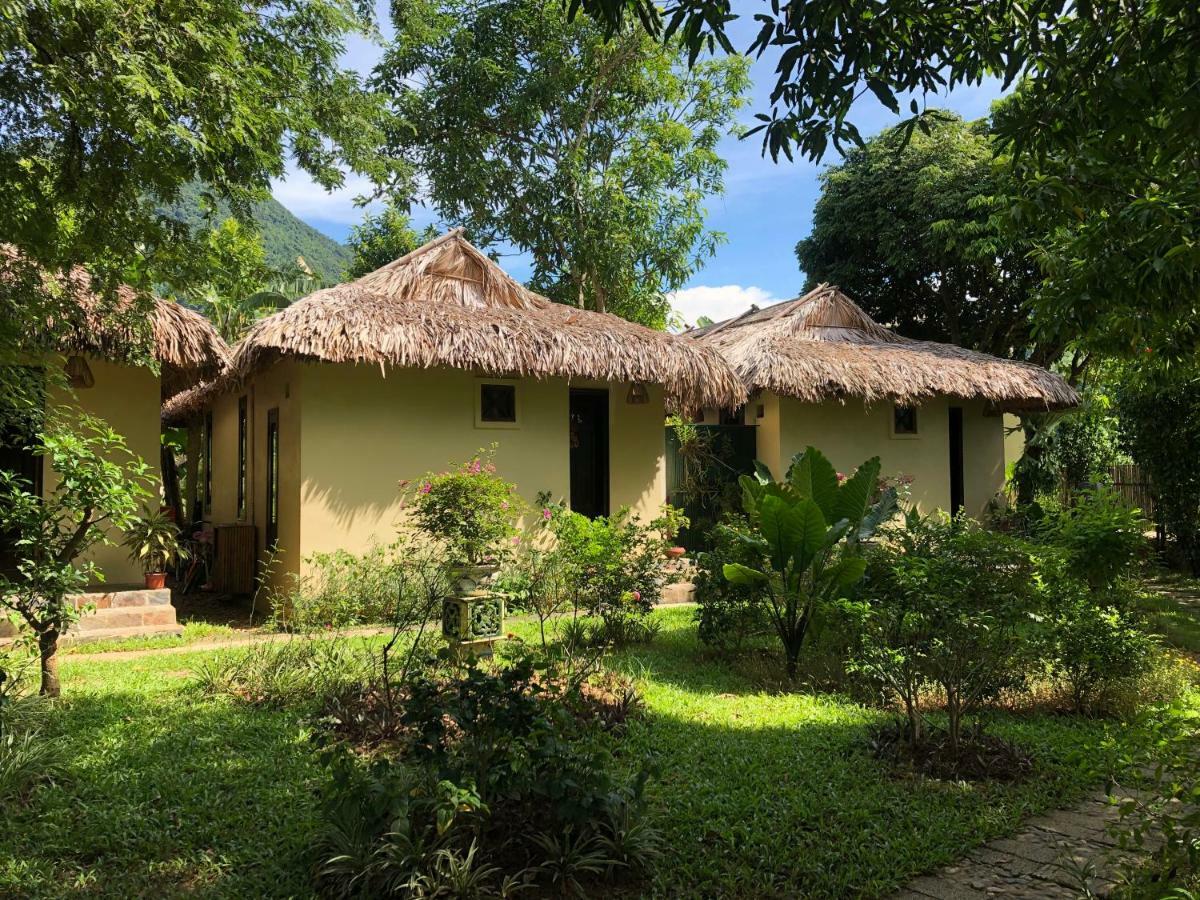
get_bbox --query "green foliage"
[0,413,152,696]
[848,515,1041,751]
[724,446,897,677]
[122,506,188,576]
[1116,365,1200,574]
[159,181,354,281]
[547,505,670,643]
[693,515,770,653]
[0,655,64,806]
[313,656,660,897]
[378,0,749,326]
[403,449,519,566]
[1038,488,1147,591]
[195,638,374,710]
[796,112,1036,357]
[1046,388,1126,491]
[343,202,439,279]
[0,0,395,303]
[1041,575,1155,716]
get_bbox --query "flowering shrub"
[402,447,520,565]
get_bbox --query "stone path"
[893,790,1142,899]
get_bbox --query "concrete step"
[61,623,184,646]
[72,605,179,632]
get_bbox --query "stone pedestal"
[0,586,182,644]
[441,564,505,657]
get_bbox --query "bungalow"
[1,260,228,640]
[163,230,744,596]
[688,284,1078,517]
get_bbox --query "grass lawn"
[0,606,1126,898]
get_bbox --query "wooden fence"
[1108,463,1154,520]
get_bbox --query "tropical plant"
[1038,488,1147,591]
[122,507,188,576]
[722,447,897,678]
[693,514,770,653]
[402,448,519,566]
[377,0,750,326]
[343,202,439,279]
[848,515,1041,751]
[0,414,151,696]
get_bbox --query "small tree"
[0,414,150,696]
[723,447,897,678]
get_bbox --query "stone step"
[71,587,172,610]
[61,623,184,646]
[71,605,179,633]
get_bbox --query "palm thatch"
[689,284,1078,410]
[2,247,230,396]
[220,229,744,411]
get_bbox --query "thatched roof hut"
[2,248,230,396]
[175,230,744,418]
[689,284,1078,411]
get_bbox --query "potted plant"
[653,504,690,560]
[404,448,520,652]
[123,507,189,589]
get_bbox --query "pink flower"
[542,508,552,521]
[419,481,432,494]
[500,501,509,510]
[484,463,497,473]
[398,479,410,488]
[631,590,641,601]
[511,536,520,545]
[468,459,482,474]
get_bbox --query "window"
[265,408,279,549]
[892,404,919,436]
[236,396,248,520]
[477,382,518,427]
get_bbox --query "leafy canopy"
[376,0,750,326]
[795,113,1037,359]
[344,203,439,280]
[573,0,1200,353]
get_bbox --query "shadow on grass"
[0,687,321,899]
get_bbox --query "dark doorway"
[949,406,965,515]
[1,368,45,574]
[569,389,609,518]
[265,407,280,549]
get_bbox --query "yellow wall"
[43,357,163,586]
[1003,413,1025,475]
[294,365,668,580]
[770,394,1003,517]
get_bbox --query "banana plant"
[724,447,898,678]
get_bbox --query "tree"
[724,447,897,678]
[344,203,439,280]
[376,0,749,326]
[166,218,284,344]
[796,113,1037,357]
[574,0,1200,353]
[0,414,151,696]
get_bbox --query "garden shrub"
[312,655,660,898]
[848,514,1041,758]
[1038,487,1147,590]
[0,657,64,804]
[693,514,770,653]
[402,447,519,565]
[195,638,376,709]
[548,505,670,646]
[273,540,411,630]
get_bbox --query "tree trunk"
[38,628,61,698]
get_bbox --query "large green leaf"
[723,563,769,585]
[791,497,830,572]
[826,555,868,591]
[787,446,839,521]
[757,494,802,572]
[753,460,775,485]
[833,456,881,527]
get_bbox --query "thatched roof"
[217,229,744,411]
[2,248,230,396]
[689,284,1079,411]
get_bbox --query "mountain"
[162,182,354,282]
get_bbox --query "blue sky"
[271,3,1005,327]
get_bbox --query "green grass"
[59,621,244,655]
[1137,572,1200,655]
[0,608,1140,898]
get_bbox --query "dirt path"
[893,789,1146,899]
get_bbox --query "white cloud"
[269,164,384,226]
[669,284,780,331]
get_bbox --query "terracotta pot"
[665,546,687,560]
[144,571,167,590]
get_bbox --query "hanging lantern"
[626,382,649,405]
[64,355,94,389]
